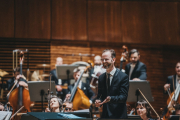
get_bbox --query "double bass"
[69,70,90,110]
[119,45,128,71]
[8,50,32,120]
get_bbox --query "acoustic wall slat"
[0,38,50,80]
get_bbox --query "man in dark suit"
[66,68,95,102]
[164,62,180,93]
[95,49,129,119]
[7,67,28,91]
[125,49,147,80]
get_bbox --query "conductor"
[95,49,129,119]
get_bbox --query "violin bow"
[138,88,160,119]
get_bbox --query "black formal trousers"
[97,68,129,119]
[125,61,147,80]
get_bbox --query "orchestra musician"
[95,49,129,119]
[135,100,157,120]
[66,68,95,103]
[45,95,63,112]
[125,49,147,80]
[7,67,28,91]
[49,57,67,100]
[164,62,180,93]
[162,62,180,117]
[86,55,105,84]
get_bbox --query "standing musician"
[7,67,28,92]
[125,49,147,80]
[95,49,129,119]
[45,95,63,112]
[66,68,95,103]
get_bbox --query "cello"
[69,70,91,110]
[8,50,32,120]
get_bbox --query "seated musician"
[125,49,147,80]
[164,62,180,93]
[162,62,180,117]
[7,67,28,91]
[45,95,63,112]
[66,68,95,104]
[135,100,157,120]
[49,57,67,100]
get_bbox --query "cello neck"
[69,70,84,102]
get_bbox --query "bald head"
[94,55,102,66]
[56,57,63,65]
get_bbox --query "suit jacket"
[125,61,147,80]
[97,68,129,119]
[7,77,27,91]
[67,82,95,101]
[166,75,176,93]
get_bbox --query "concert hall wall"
[1,0,180,117]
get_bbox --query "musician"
[135,100,156,120]
[64,102,73,112]
[45,95,63,112]
[7,67,28,91]
[125,49,147,80]
[95,49,129,119]
[164,62,180,93]
[66,68,95,102]
[86,55,105,84]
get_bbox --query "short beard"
[103,63,111,69]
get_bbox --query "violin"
[163,82,180,120]
[119,45,128,71]
[8,50,33,120]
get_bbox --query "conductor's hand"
[101,96,111,104]
[56,85,62,92]
[164,84,170,91]
[95,100,101,107]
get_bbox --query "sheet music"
[0,111,12,120]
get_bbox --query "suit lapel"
[110,68,119,88]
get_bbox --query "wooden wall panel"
[51,0,87,40]
[88,1,122,42]
[15,0,51,39]
[122,2,151,43]
[149,2,179,45]
[0,0,14,37]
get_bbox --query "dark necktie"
[107,73,110,90]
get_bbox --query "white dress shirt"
[107,67,116,86]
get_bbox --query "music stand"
[127,80,153,102]
[28,81,56,111]
[56,65,78,85]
